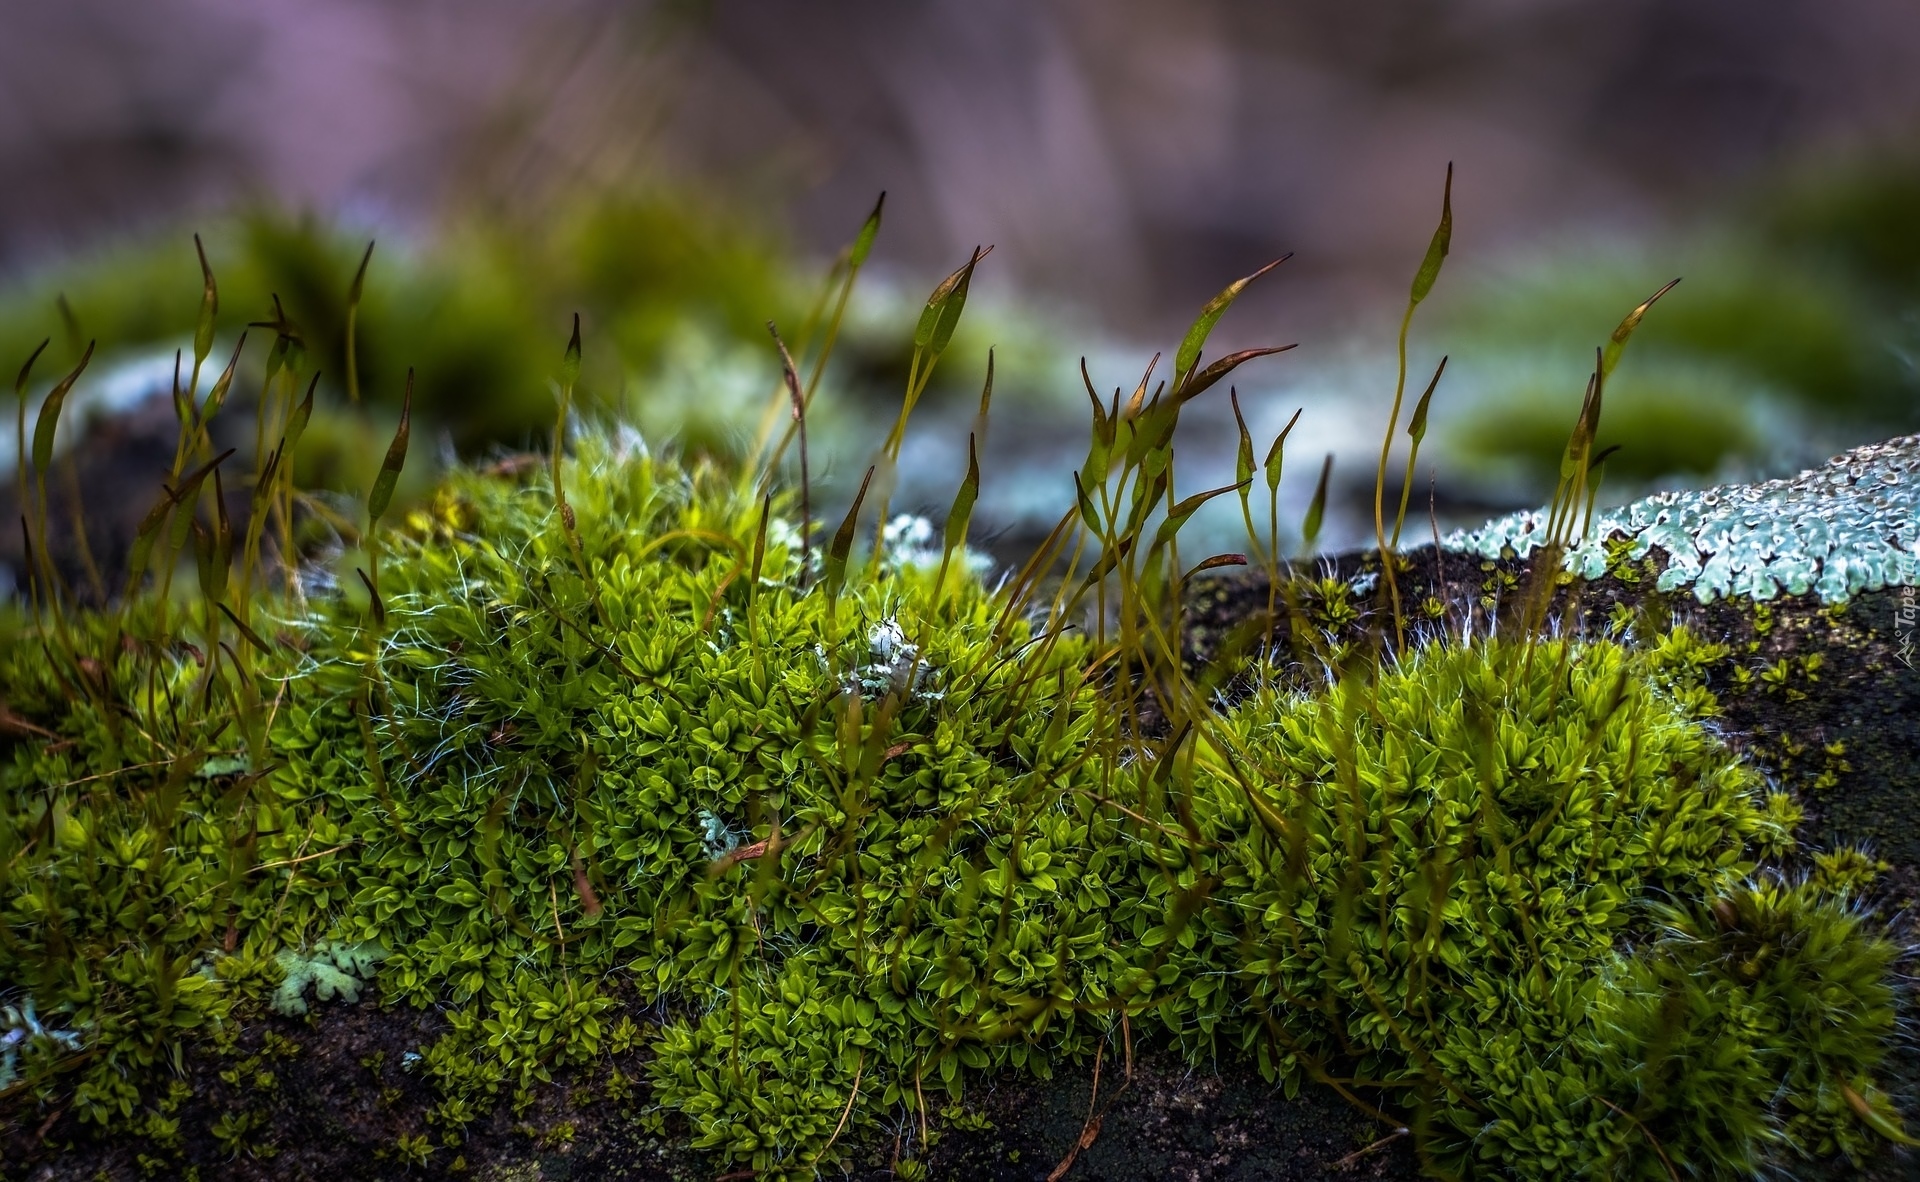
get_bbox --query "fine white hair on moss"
[1441,434,1920,603]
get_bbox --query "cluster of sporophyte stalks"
[1,182,1913,1181]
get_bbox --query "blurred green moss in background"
[1438,154,1920,499]
[4,152,1919,562]
[0,188,1073,544]
[0,190,803,491]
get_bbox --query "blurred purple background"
[7,0,1919,338]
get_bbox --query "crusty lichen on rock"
[1443,434,1920,602]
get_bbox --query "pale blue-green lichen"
[0,996,85,1090]
[697,809,743,861]
[1441,435,1920,603]
[268,941,388,1018]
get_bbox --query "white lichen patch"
[697,808,743,860]
[1441,435,1920,603]
[881,514,942,570]
[851,615,941,701]
[880,513,994,577]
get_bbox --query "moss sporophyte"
[1,180,1914,1180]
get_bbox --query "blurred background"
[5,0,1920,580]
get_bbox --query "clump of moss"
[0,603,255,1128]
[1595,878,1902,1174]
[1173,632,1899,1175]
[263,428,1136,1173]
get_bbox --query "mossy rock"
[8,426,1917,1180]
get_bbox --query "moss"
[0,196,805,466]
[1185,632,1900,1177]
[265,432,1131,1176]
[1,217,1912,1181]
[10,452,1902,1176]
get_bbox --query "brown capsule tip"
[1711,898,1739,930]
